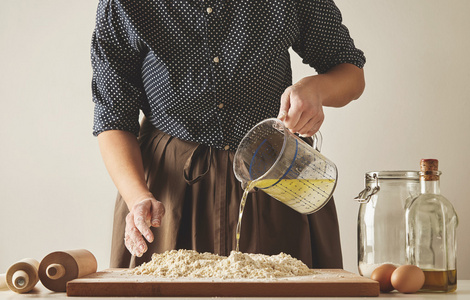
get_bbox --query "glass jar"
[355,171,420,277]
[406,159,458,292]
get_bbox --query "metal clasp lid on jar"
[354,171,420,203]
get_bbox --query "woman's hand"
[278,76,325,137]
[97,130,166,257]
[278,63,365,137]
[125,197,165,257]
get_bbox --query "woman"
[91,0,366,268]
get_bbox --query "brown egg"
[370,264,397,292]
[391,265,425,293]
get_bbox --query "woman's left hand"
[278,76,325,137]
[277,63,366,137]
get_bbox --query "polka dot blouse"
[91,0,366,151]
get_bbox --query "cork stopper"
[420,159,439,181]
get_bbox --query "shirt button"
[218,103,224,109]
[207,7,213,13]
[213,57,219,63]
[224,145,230,150]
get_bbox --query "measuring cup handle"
[310,131,323,152]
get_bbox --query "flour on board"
[131,249,316,279]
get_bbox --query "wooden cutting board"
[66,268,379,297]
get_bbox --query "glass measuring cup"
[233,118,338,214]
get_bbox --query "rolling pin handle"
[46,264,66,280]
[0,274,7,290]
[12,270,29,289]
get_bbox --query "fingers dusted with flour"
[125,197,165,257]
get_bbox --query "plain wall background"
[1,0,469,279]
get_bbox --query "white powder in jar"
[131,249,316,279]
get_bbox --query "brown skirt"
[110,118,343,269]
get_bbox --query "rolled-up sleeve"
[91,0,144,137]
[292,0,366,74]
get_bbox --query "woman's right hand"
[97,130,166,257]
[124,197,165,257]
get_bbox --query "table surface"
[1,280,469,299]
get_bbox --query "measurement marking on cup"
[233,118,338,252]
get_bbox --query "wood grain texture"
[38,249,97,292]
[5,258,40,294]
[66,268,379,297]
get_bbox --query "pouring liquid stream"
[235,178,336,252]
[235,181,255,252]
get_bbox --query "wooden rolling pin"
[38,249,97,292]
[5,258,40,293]
[0,273,9,290]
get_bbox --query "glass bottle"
[405,159,458,292]
[356,171,420,277]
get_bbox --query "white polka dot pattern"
[91,0,365,150]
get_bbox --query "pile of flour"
[131,249,316,279]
